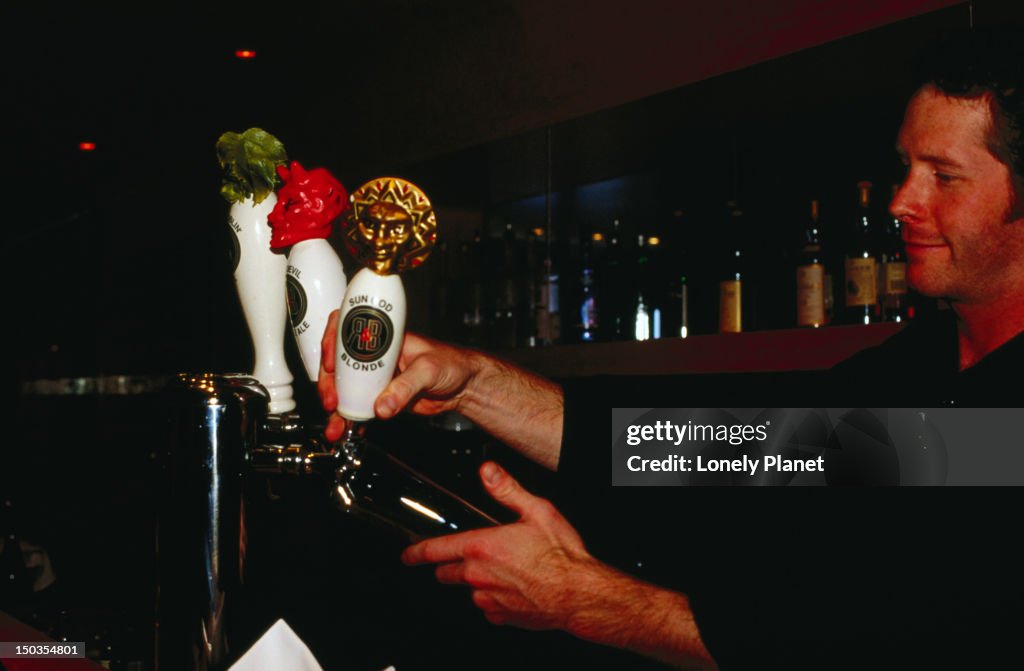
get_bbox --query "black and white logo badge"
[341,306,394,363]
[286,274,307,328]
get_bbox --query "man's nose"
[890,176,921,222]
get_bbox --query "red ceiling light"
[78,141,96,151]
[235,49,257,60]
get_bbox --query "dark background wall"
[12,0,1024,382]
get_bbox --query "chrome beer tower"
[155,145,494,669]
[158,373,496,670]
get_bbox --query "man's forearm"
[569,560,718,670]
[457,352,564,471]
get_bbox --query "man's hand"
[402,461,592,631]
[402,462,717,669]
[318,309,481,441]
[317,310,564,470]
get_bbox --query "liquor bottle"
[577,228,600,342]
[844,181,880,325]
[881,184,910,322]
[631,234,653,340]
[540,258,561,344]
[645,233,664,339]
[604,218,628,340]
[526,228,543,346]
[429,240,455,341]
[824,267,835,326]
[531,229,560,346]
[461,232,485,346]
[678,273,690,338]
[796,199,827,328]
[492,222,520,348]
[666,227,690,338]
[719,201,744,334]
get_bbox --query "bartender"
[320,28,1023,670]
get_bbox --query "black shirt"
[830,310,1024,406]
[554,315,1023,669]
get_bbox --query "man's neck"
[954,297,1024,370]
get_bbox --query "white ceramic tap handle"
[334,268,406,421]
[228,194,295,414]
[286,239,347,381]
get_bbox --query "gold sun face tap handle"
[343,177,438,275]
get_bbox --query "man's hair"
[914,27,1024,186]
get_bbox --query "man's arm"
[320,316,716,667]
[402,462,717,670]
[319,310,564,470]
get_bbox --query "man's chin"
[907,264,951,299]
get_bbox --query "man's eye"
[935,172,956,183]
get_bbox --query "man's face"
[892,85,1024,305]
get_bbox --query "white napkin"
[229,619,324,671]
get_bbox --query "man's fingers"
[435,562,466,585]
[324,413,347,442]
[318,374,337,412]
[376,356,440,419]
[402,528,489,566]
[397,332,437,369]
[480,462,542,519]
[472,589,501,612]
[321,309,340,375]
[402,534,466,566]
[318,310,341,412]
[323,330,456,420]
